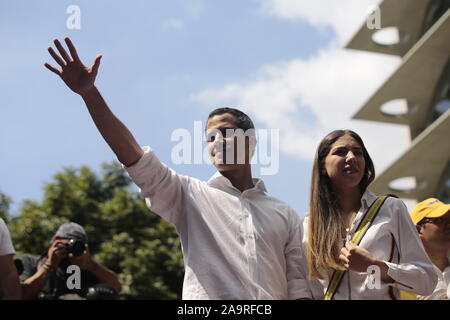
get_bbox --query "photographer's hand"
[69,246,122,293]
[69,245,94,271]
[20,241,67,300]
[46,241,68,269]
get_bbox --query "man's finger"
[48,47,66,67]
[54,39,72,64]
[54,247,65,255]
[64,37,80,61]
[44,63,61,75]
[92,55,102,74]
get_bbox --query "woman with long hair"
[304,129,437,299]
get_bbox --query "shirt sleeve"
[284,211,319,300]
[0,218,15,256]
[124,146,190,225]
[384,198,438,296]
[446,270,450,299]
[447,274,450,300]
[17,254,39,282]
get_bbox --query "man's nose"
[215,132,225,143]
[211,133,226,151]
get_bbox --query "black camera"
[59,239,85,256]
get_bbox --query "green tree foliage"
[0,191,11,222]
[7,162,184,299]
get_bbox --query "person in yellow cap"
[408,198,450,300]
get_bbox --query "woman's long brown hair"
[306,130,375,279]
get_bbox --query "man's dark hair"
[207,107,255,131]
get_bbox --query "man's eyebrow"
[206,127,237,134]
[222,127,237,132]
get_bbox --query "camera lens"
[68,239,85,256]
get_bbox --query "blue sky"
[0,0,412,216]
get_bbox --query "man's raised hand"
[45,37,144,166]
[44,37,102,96]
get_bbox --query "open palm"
[45,37,102,96]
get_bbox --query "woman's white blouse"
[303,190,438,300]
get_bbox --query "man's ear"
[416,224,424,239]
[245,135,257,156]
[248,135,257,149]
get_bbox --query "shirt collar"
[433,257,450,277]
[360,189,377,209]
[345,189,378,235]
[207,171,267,194]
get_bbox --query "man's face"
[205,113,253,172]
[418,211,450,249]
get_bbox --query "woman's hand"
[44,37,102,96]
[339,241,393,282]
[339,241,376,272]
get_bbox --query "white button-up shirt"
[303,190,438,300]
[0,218,15,256]
[125,147,311,300]
[417,258,450,300]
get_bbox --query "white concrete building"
[346,0,450,202]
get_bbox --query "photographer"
[18,222,121,300]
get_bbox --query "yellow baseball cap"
[410,198,450,225]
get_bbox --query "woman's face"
[323,135,365,190]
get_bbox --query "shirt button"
[247,234,254,239]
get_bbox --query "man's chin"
[214,163,244,172]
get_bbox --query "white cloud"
[192,0,410,174]
[162,18,185,31]
[185,0,206,18]
[161,1,205,31]
[258,0,382,45]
